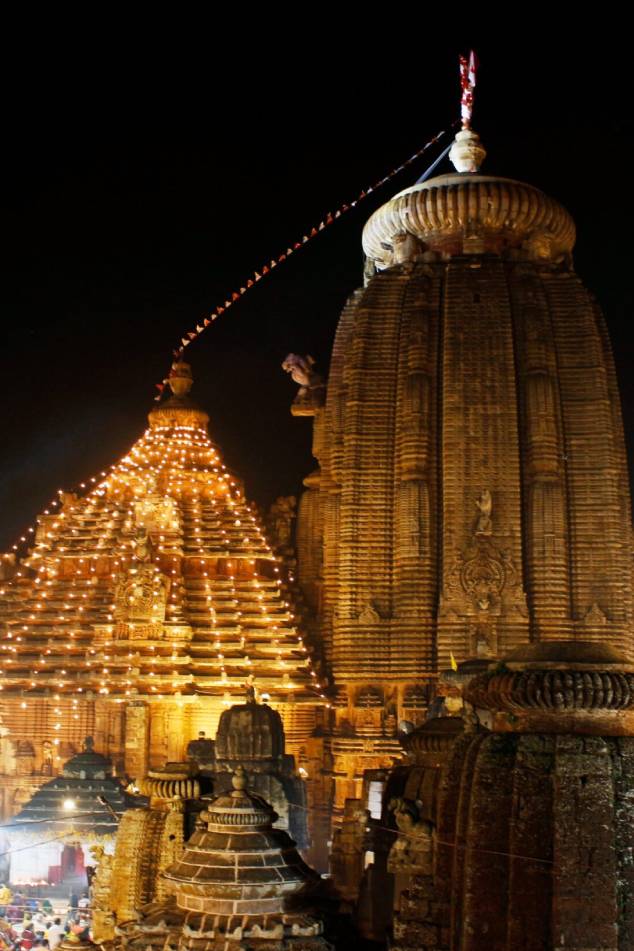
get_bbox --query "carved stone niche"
[444,535,526,620]
[134,495,179,534]
[113,621,165,642]
[468,620,498,658]
[114,565,170,624]
[387,797,434,877]
[402,684,433,727]
[355,686,384,736]
[14,740,36,776]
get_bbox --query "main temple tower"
[0,363,323,822]
[293,129,634,816]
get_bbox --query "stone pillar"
[165,702,187,763]
[450,641,634,951]
[124,701,150,779]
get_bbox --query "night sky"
[2,41,632,550]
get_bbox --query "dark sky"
[2,39,632,549]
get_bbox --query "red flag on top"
[459,50,478,129]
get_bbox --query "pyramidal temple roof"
[0,363,322,704]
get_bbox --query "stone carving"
[89,844,115,944]
[134,496,178,534]
[185,731,214,768]
[462,700,481,733]
[387,797,434,875]
[358,601,381,623]
[447,537,523,617]
[467,621,499,658]
[268,496,297,548]
[584,602,608,625]
[282,353,326,405]
[448,540,505,613]
[245,674,258,705]
[363,255,376,286]
[41,740,53,776]
[282,353,317,390]
[133,525,153,563]
[474,489,492,535]
[114,565,169,624]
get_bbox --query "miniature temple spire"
[163,766,329,948]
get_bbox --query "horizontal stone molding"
[465,668,634,713]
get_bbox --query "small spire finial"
[168,361,193,398]
[450,51,486,173]
[232,765,248,792]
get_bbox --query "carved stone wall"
[308,251,633,682]
[364,644,634,950]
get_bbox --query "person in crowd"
[38,904,52,920]
[45,919,63,951]
[20,923,35,951]
[0,914,16,943]
[0,885,11,916]
[30,914,45,937]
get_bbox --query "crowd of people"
[0,886,91,950]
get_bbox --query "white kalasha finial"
[449,129,487,173]
[450,51,486,173]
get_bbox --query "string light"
[158,122,459,385]
[0,370,325,762]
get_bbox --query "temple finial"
[449,51,486,174]
[168,361,193,397]
[232,765,248,792]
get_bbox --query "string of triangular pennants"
[154,119,460,399]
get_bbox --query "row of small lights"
[0,413,327,750]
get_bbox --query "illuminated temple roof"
[0,363,322,704]
[10,738,141,838]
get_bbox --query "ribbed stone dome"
[214,701,285,764]
[362,173,576,265]
[62,737,112,779]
